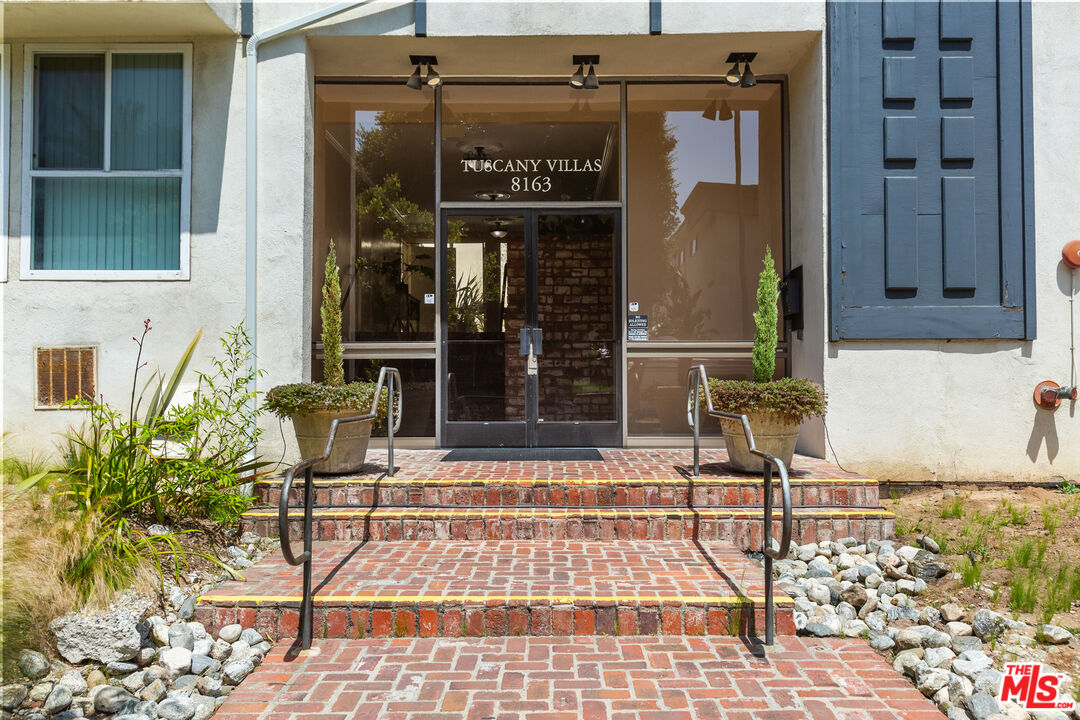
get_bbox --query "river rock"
[222,659,254,685]
[86,669,107,688]
[946,621,973,639]
[140,679,167,703]
[17,650,50,680]
[157,696,196,720]
[160,647,193,676]
[28,682,53,703]
[51,609,142,664]
[907,549,948,581]
[1035,624,1071,645]
[57,671,87,696]
[972,610,1010,640]
[839,584,868,608]
[209,639,231,661]
[916,668,950,697]
[44,686,73,715]
[169,623,195,651]
[195,677,222,698]
[807,583,831,606]
[0,684,28,711]
[916,535,940,553]
[923,646,956,670]
[940,603,966,623]
[967,692,1002,720]
[239,628,262,646]
[94,686,137,713]
[190,654,216,676]
[217,625,242,643]
[870,634,895,651]
[952,650,993,680]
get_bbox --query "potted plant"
[264,242,387,473]
[710,247,826,472]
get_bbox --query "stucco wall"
[1,36,248,460]
[820,2,1080,482]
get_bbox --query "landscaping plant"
[707,248,826,447]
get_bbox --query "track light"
[570,55,600,90]
[740,63,756,88]
[569,64,585,88]
[584,64,599,89]
[406,64,423,90]
[724,62,742,86]
[406,55,439,91]
[723,52,758,88]
[717,99,733,121]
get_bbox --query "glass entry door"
[442,210,619,447]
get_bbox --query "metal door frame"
[439,207,622,447]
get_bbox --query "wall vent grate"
[36,347,96,408]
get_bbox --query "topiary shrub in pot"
[264,242,387,473]
[710,247,826,472]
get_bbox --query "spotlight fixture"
[474,191,511,201]
[740,63,756,88]
[724,52,757,87]
[406,64,423,90]
[717,99,733,121]
[569,64,586,89]
[406,55,440,91]
[570,55,600,90]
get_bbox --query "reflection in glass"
[441,86,620,203]
[627,356,789,436]
[347,359,436,438]
[536,214,617,422]
[627,84,783,342]
[314,85,435,342]
[446,216,526,422]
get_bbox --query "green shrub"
[263,381,389,419]
[708,377,827,422]
[322,241,344,387]
[752,247,780,383]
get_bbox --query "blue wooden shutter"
[827,1,1035,340]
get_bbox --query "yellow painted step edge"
[247,508,895,519]
[197,594,793,606]
[255,476,876,487]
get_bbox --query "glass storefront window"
[626,84,783,342]
[314,85,436,342]
[310,358,436,438]
[441,85,620,203]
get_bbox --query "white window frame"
[2,44,10,282]
[20,44,192,281]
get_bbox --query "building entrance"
[441,209,619,447]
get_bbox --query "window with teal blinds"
[30,50,186,273]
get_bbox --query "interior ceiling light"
[406,55,440,91]
[570,55,600,90]
[487,218,510,239]
[475,191,511,201]
[724,52,757,87]
[701,99,717,121]
[717,99,733,121]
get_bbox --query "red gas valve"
[1064,239,1080,269]
[1035,380,1078,410]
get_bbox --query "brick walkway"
[196,541,795,638]
[213,636,943,720]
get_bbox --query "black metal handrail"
[686,364,792,645]
[278,366,402,649]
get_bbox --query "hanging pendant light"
[489,220,508,239]
[569,63,585,88]
[701,99,717,121]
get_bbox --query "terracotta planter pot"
[718,411,801,473]
[291,409,373,474]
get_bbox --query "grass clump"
[2,321,264,671]
[940,496,964,519]
[957,557,982,587]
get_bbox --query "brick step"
[195,540,794,640]
[252,474,880,508]
[240,506,894,549]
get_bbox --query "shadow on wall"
[190,40,235,235]
[1026,408,1059,463]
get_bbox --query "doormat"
[441,448,603,462]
